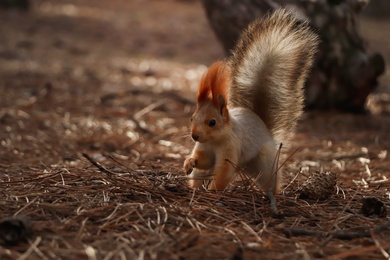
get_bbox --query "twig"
[105,153,136,172]
[241,221,263,243]
[0,172,62,186]
[326,190,358,232]
[133,98,167,120]
[13,198,38,216]
[327,244,390,260]
[284,220,390,240]
[282,169,301,194]
[17,236,42,260]
[82,153,117,176]
[371,230,390,259]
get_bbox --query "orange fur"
[197,61,231,108]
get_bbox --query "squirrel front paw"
[184,157,197,174]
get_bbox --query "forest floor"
[1,0,390,259]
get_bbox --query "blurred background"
[1,0,390,166]
[0,0,389,113]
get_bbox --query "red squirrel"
[184,9,319,196]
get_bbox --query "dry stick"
[275,146,300,175]
[284,219,390,240]
[273,143,282,176]
[291,189,356,255]
[265,143,284,217]
[286,190,358,239]
[225,159,257,191]
[125,179,170,199]
[129,114,151,134]
[17,236,42,260]
[84,245,97,260]
[370,230,390,259]
[76,217,89,240]
[189,187,197,206]
[132,98,169,134]
[317,190,359,249]
[0,172,62,186]
[104,153,136,172]
[284,228,327,238]
[82,153,163,199]
[82,153,117,176]
[133,98,167,120]
[99,211,135,231]
[13,198,38,216]
[252,193,259,221]
[241,221,263,243]
[270,146,301,201]
[327,243,390,260]
[282,168,301,194]
[327,189,358,232]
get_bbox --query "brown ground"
[1,0,390,259]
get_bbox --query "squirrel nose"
[192,134,199,141]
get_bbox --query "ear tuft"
[197,61,231,107]
[217,94,225,115]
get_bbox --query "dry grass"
[1,151,390,259]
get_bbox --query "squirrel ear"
[217,94,228,118]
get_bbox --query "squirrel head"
[190,61,231,143]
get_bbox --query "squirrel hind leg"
[244,154,284,218]
[244,147,280,194]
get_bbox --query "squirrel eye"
[208,119,216,127]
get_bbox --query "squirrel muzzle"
[191,134,199,142]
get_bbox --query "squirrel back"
[228,9,319,146]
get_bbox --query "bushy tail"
[228,9,319,146]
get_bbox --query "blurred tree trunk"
[362,0,390,17]
[0,0,29,10]
[202,0,385,112]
